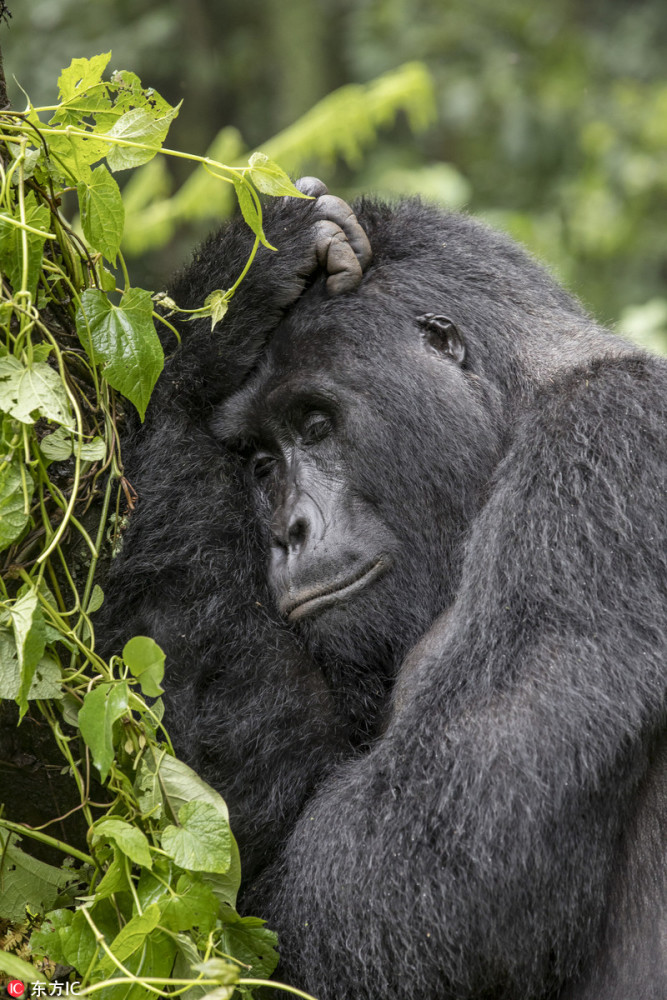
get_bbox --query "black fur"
[100,196,667,999]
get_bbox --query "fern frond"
[262,62,436,169]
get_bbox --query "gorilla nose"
[272,515,309,553]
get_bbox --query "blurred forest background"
[4,0,666,351]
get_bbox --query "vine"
[0,53,315,1000]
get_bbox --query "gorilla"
[100,179,667,1000]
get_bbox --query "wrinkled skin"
[101,181,667,1000]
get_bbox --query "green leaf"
[0,634,62,700]
[47,129,108,180]
[57,53,111,102]
[80,435,107,461]
[191,957,239,1000]
[105,102,182,172]
[40,428,107,463]
[51,86,113,129]
[35,900,121,973]
[192,958,240,992]
[56,907,100,972]
[29,654,62,699]
[135,864,171,909]
[200,836,241,910]
[147,751,230,819]
[203,290,229,332]
[0,830,76,922]
[32,343,53,363]
[91,818,153,869]
[0,456,33,551]
[161,801,231,874]
[5,141,42,180]
[0,950,40,982]
[93,847,131,899]
[247,152,309,198]
[0,355,74,428]
[30,907,73,964]
[137,869,217,935]
[172,934,210,999]
[198,989,236,1000]
[232,179,274,250]
[78,163,125,265]
[0,193,51,298]
[162,874,217,935]
[134,756,164,820]
[139,750,242,904]
[97,928,176,1000]
[78,681,130,780]
[97,263,118,291]
[76,287,164,420]
[105,70,174,125]
[40,426,72,462]
[87,583,105,614]
[123,635,165,697]
[60,692,81,728]
[5,590,47,717]
[33,905,129,982]
[97,902,160,972]
[217,908,280,980]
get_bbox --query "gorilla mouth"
[281,557,390,621]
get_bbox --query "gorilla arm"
[250,365,667,1000]
[100,184,370,880]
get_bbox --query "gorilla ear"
[417,313,466,366]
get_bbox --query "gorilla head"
[213,290,496,675]
[211,201,618,680]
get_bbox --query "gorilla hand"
[292,177,372,295]
[158,178,372,412]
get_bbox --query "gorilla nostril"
[271,530,288,551]
[287,517,309,550]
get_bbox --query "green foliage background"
[5,0,667,352]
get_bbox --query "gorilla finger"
[281,176,328,209]
[325,231,364,295]
[314,194,372,270]
[313,220,344,268]
[312,221,364,294]
[296,176,329,198]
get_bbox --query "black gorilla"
[101,180,667,1000]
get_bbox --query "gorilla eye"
[251,453,277,480]
[300,412,332,446]
[417,313,466,366]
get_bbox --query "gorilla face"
[214,285,503,672]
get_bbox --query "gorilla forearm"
[256,594,659,997]
[259,670,632,999]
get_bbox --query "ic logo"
[6,983,26,999]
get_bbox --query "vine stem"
[0,118,243,175]
[0,212,55,237]
[0,817,94,865]
[240,980,319,999]
[75,468,116,655]
[76,978,232,996]
[74,975,319,999]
